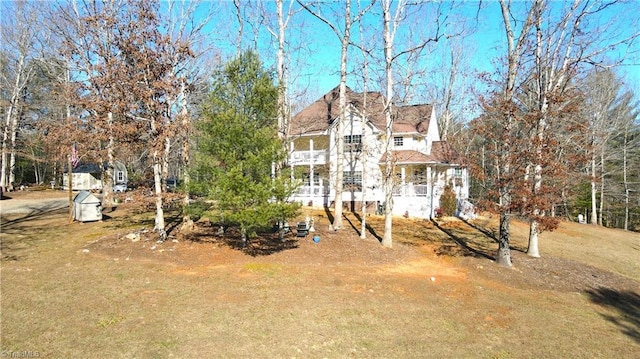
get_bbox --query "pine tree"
[191,51,299,243]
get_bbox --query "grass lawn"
[1,190,639,358]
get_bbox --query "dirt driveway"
[0,190,70,215]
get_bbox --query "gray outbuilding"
[73,190,102,222]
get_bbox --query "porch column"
[401,166,406,196]
[427,166,434,218]
[309,138,314,204]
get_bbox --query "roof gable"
[290,86,433,136]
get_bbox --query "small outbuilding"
[73,190,103,222]
[63,160,128,191]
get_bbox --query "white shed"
[73,191,102,222]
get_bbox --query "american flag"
[71,142,79,168]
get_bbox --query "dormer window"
[394,136,404,147]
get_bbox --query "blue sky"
[189,0,639,111]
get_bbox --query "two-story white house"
[288,86,471,219]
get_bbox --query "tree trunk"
[497,143,513,267]
[31,149,39,185]
[1,38,29,192]
[163,137,171,189]
[180,80,193,229]
[359,52,369,240]
[68,155,73,222]
[332,0,352,231]
[233,0,243,55]
[332,108,344,230]
[241,226,248,247]
[494,0,537,266]
[527,117,545,257]
[1,91,19,192]
[598,151,605,226]
[33,152,39,185]
[276,0,286,143]
[440,47,458,142]
[9,108,19,188]
[153,150,166,240]
[623,126,629,231]
[527,16,546,255]
[527,217,540,258]
[497,211,513,267]
[590,155,598,225]
[102,112,115,210]
[66,66,73,222]
[380,0,395,248]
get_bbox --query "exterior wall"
[425,109,440,154]
[289,135,331,207]
[114,161,128,185]
[63,173,102,191]
[393,134,427,153]
[327,109,384,204]
[289,107,471,219]
[62,161,128,191]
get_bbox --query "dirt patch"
[1,188,70,200]
[87,209,639,296]
[3,203,639,358]
[459,251,640,293]
[88,216,425,272]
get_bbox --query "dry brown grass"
[1,191,639,358]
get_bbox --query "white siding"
[289,105,472,219]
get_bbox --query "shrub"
[439,184,457,217]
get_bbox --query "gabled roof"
[430,141,463,164]
[379,142,463,165]
[71,163,103,174]
[65,161,128,174]
[73,190,101,203]
[290,86,433,136]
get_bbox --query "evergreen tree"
[191,51,299,243]
[439,184,457,217]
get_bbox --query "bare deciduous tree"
[490,0,539,266]
[0,1,39,192]
[379,0,447,247]
[524,0,640,257]
[299,0,374,231]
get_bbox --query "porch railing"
[290,150,328,165]
[294,185,330,196]
[392,183,429,197]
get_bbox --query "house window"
[116,171,124,182]
[303,172,320,186]
[394,136,404,147]
[454,167,463,187]
[344,135,362,152]
[343,171,362,191]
